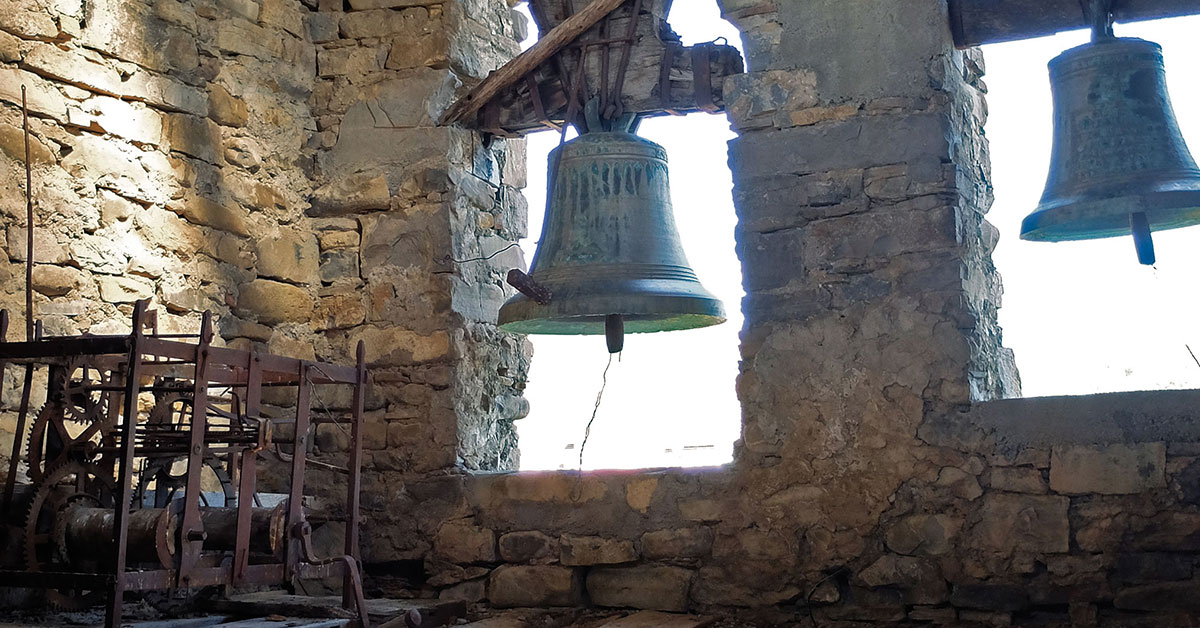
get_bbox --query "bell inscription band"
[498,131,726,339]
[1021,2,1200,265]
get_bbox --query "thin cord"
[438,242,521,267]
[578,353,614,469]
[1188,345,1200,371]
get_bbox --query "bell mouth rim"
[497,312,728,335]
[1021,189,1200,242]
[498,291,727,335]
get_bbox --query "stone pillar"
[698,0,1018,604]
[304,0,530,563]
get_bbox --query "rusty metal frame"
[0,300,370,628]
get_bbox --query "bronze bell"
[1021,15,1200,265]
[498,131,726,345]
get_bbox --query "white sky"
[511,5,1200,471]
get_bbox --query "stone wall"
[352,1,1200,627]
[5,0,1200,626]
[0,0,532,472]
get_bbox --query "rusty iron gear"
[23,461,116,611]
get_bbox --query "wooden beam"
[950,0,1200,48]
[439,0,630,125]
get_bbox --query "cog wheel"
[25,359,116,482]
[25,401,105,483]
[23,461,116,611]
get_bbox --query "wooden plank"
[440,0,631,125]
[216,620,350,628]
[596,611,716,628]
[950,0,1200,48]
[208,593,464,624]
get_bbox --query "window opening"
[984,16,1200,397]
[511,1,744,471]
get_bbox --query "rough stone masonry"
[3,0,1200,626]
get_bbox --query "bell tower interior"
[2,0,1200,626]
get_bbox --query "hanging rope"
[577,352,615,469]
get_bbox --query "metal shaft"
[22,85,33,342]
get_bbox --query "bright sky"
[511,5,1200,471]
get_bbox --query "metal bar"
[233,351,263,586]
[0,336,130,359]
[106,300,148,628]
[608,0,642,118]
[22,85,33,342]
[948,0,1200,48]
[286,362,312,580]
[343,341,366,610]
[3,322,39,512]
[177,312,213,585]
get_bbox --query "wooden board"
[950,0,1200,48]
[213,620,350,628]
[595,611,716,628]
[449,0,742,135]
[204,593,465,626]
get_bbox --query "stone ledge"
[925,389,1200,454]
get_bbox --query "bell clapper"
[1130,212,1156,266]
[605,314,625,354]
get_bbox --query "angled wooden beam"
[950,0,1200,48]
[439,0,629,125]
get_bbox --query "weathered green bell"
[1021,32,1200,264]
[498,131,725,338]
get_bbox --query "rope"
[577,352,615,469]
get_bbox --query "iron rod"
[22,86,32,342]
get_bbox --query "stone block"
[1049,443,1166,495]
[97,275,155,303]
[950,584,1029,612]
[260,0,306,37]
[237,279,315,324]
[640,528,714,560]
[67,96,162,145]
[498,531,557,563]
[163,114,223,165]
[0,123,55,165]
[256,232,320,284]
[208,84,248,128]
[317,46,378,78]
[775,0,947,97]
[986,467,1047,494]
[488,565,582,608]
[309,172,391,216]
[434,521,496,564]
[586,565,693,612]
[340,7,429,38]
[348,326,450,365]
[30,265,81,297]
[729,113,950,178]
[319,249,360,283]
[559,535,636,566]
[308,13,340,43]
[166,194,249,236]
[314,294,366,330]
[625,477,657,513]
[884,514,961,557]
[0,67,67,121]
[6,228,68,264]
[969,494,1069,554]
[1114,552,1193,584]
[856,555,946,605]
[1114,580,1200,612]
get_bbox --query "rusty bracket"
[659,43,681,114]
[507,269,553,305]
[527,74,561,132]
[294,520,381,628]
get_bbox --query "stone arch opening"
[510,0,746,471]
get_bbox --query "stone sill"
[967,388,1200,449]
